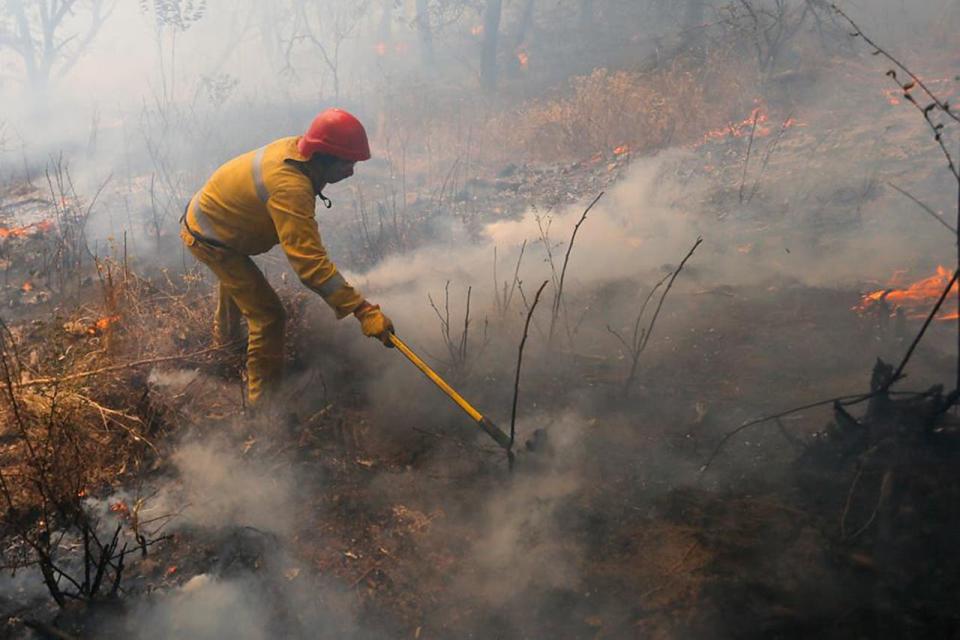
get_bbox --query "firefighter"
[180,108,393,407]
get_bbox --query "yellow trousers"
[180,226,285,406]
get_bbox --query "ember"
[854,265,959,320]
[93,315,121,333]
[695,104,802,147]
[700,106,769,144]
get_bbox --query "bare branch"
[510,280,549,449]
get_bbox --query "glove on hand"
[354,301,394,347]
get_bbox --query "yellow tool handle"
[390,334,483,421]
[389,334,512,450]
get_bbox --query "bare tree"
[0,0,113,96]
[718,0,835,79]
[279,0,371,99]
[139,0,208,105]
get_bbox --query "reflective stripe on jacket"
[187,136,363,317]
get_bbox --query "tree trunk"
[415,0,434,67]
[480,0,502,93]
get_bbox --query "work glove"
[354,301,394,347]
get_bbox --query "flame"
[695,104,802,147]
[854,265,958,321]
[374,42,387,57]
[701,107,770,144]
[92,315,121,334]
[110,501,130,517]
[470,25,484,37]
[21,281,33,292]
[613,144,630,156]
[517,50,529,68]
[0,220,54,239]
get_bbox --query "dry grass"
[0,255,223,598]
[372,46,758,177]
[501,49,757,163]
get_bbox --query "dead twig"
[775,417,807,451]
[550,192,604,344]
[839,446,873,539]
[849,469,892,540]
[349,563,381,589]
[493,240,528,318]
[832,5,959,125]
[835,3,960,394]
[65,392,158,454]
[746,112,794,203]
[613,237,703,395]
[699,393,873,476]
[19,341,243,388]
[886,267,959,389]
[427,282,482,376]
[607,275,667,388]
[887,182,956,234]
[510,280,549,454]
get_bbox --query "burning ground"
[1,1,960,639]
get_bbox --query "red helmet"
[298,108,371,162]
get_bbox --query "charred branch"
[510,279,548,452]
[610,237,703,396]
[549,192,603,345]
[887,182,957,234]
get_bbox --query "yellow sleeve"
[267,188,364,318]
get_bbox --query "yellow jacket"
[186,137,363,318]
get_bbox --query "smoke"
[447,413,587,611]
[147,367,199,390]
[1,1,958,636]
[111,538,363,639]
[353,150,710,341]
[0,566,51,620]
[88,432,368,639]
[133,575,274,640]
[159,435,299,536]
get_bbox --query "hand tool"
[389,334,512,450]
